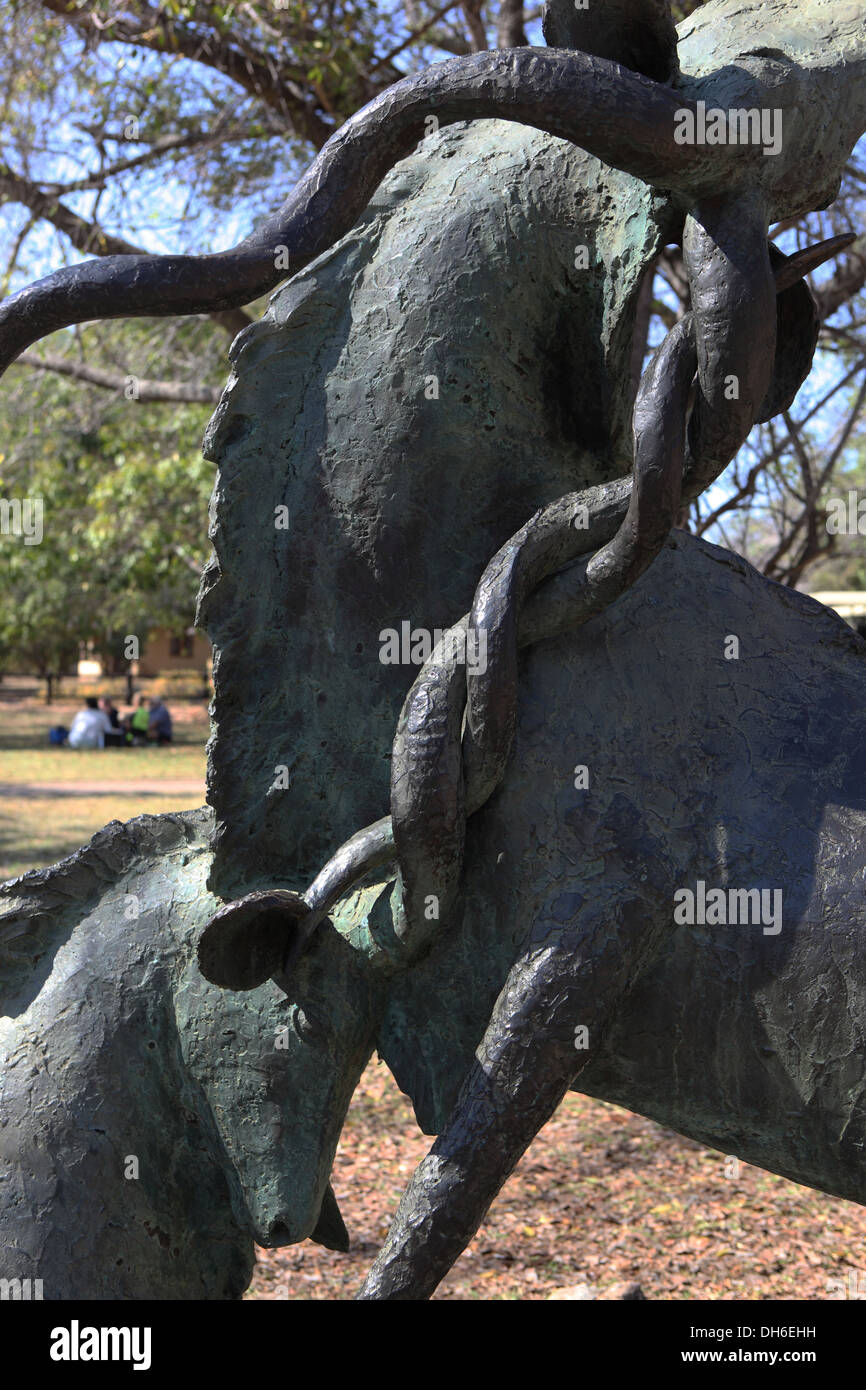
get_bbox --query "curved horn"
[197,889,308,990]
[0,48,728,379]
[757,234,856,422]
[197,817,396,988]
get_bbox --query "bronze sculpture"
[2,0,866,1300]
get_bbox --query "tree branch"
[40,0,334,150]
[369,0,462,72]
[629,258,655,402]
[461,0,488,52]
[0,212,38,298]
[16,349,221,403]
[814,236,866,322]
[421,26,473,55]
[0,164,251,338]
[760,372,866,580]
[657,247,688,303]
[496,0,527,48]
[39,126,249,196]
[173,543,205,576]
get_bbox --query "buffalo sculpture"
[1,0,866,1300]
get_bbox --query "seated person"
[148,698,173,745]
[126,694,152,745]
[67,697,113,750]
[99,696,126,747]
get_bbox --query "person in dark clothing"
[148,698,173,745]
[99,696,126,747]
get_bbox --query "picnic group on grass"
[54,695,174,749]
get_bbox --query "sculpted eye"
[293,1006,314,1037]
[291,1003,334,1047]
[744,48,789,62]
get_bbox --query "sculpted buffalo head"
[0,812,383,1296]
[194,878,399,1252]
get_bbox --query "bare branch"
[629,259,655,401]
[39,127,248,196]
[461,0,488,52]
[17,349,221,403]
[39,0,334,150]
[370,0,462,71]
[657,247,688,303]
[760,372,866,580]
[0,163,251,338]
[814,236,866,322]
[173,543,205,576]
[496,0,527,49]
[0,212,38,298]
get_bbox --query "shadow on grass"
[0,784,202,799]
[0,728,206,751]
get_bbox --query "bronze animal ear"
[310,1184,351,1253]
[757,234,855,423]
[198,890,309,990]
[542,0,679,83]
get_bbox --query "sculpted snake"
[0,43,852,985]
[195,215,849,988]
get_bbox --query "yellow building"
[807,592,866,630]
[77,628,212,679]
[134,628,212,678]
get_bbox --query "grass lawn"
[0,693,207,880]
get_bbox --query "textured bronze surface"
[2,0,866,1302]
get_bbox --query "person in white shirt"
[67,697,113,749]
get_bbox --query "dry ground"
[248,1061,866,1301]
